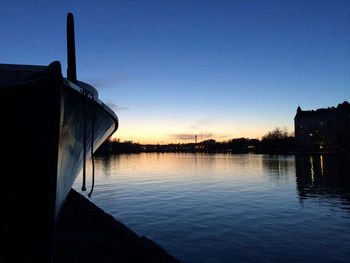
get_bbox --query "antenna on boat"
[67,13,77,83]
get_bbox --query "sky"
[1,0,349,144]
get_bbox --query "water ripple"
[74,153,350,262]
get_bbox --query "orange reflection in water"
[74,153,298,192]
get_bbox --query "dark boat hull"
[56,79,116,216]
[0,62,118,262]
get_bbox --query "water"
[73,153,350,263]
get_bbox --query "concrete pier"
[54,189,180,263]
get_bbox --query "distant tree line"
[260,127,295,154]
[96,128,298,155]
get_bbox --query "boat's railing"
[64,78,118,197]
[63,78,119,130]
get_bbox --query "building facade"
[294,101,350,150]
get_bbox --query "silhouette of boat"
[0,13,118,262]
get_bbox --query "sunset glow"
[2,1,349,144]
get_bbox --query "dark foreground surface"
[55,189,180,263]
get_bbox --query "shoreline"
[54,189,180,263]
[95,151,350,156]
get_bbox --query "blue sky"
[1,0,349,143]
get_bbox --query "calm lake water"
[73,153,350,263]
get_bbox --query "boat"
[0,13,118,262]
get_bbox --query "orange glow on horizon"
[110,122,293,145]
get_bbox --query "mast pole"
[67,12,77,83]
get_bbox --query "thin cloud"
[171,132,214,141]
[84,74,129,90]
[105,102,129,112]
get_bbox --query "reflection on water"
[261,155,296,184]
[295,155,350,209]
[74,153,350,263]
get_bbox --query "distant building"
[294,101,350,150]
[195,135,197,143]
